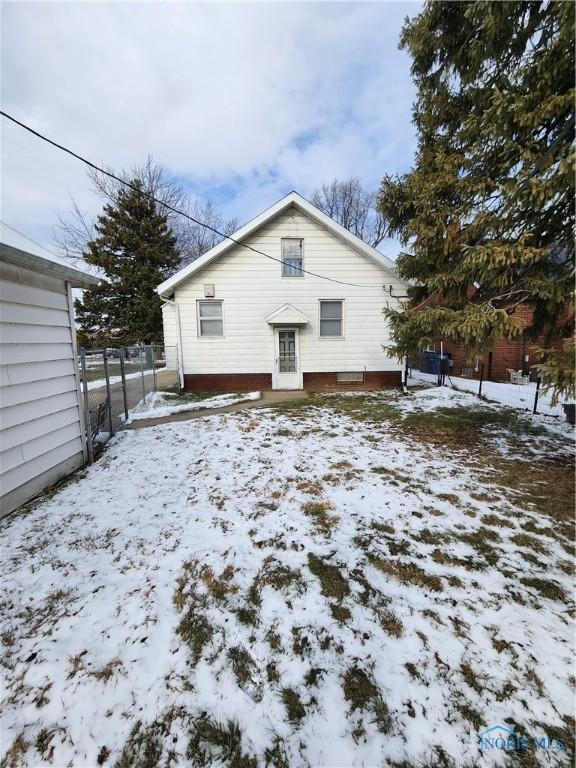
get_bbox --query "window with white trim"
[197,300,223,337]
[319,300,343,337]
[281,238,303,277]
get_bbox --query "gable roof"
[265,303,311,325]
[157,191,405,297]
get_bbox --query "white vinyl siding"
[0,262,85,516]
[281,238,303,277]
[197,300,223,337]
[165,208,405,375]
[161,303,179,370]
[319,300,343,337]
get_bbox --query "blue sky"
[1,1,421,262]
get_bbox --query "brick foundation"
[184,373,272,392]
[304,371,402,391]
[183,371,402,392]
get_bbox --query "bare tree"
[54,156,238,269]
[310,178,386,248]
[177,199,239,268]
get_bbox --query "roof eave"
[0,242,100,288]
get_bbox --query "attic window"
[281,238,303,277]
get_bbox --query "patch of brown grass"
[330,603,352,623]
[249,557,306,605]
[3,731,29,766]
[369,556,444,593]
[67,650,88,679]
[481,513,515,528]
[307,553,350,600]
[520,577,567,603]
[302,500,340,535]
[281,688,306,725]
[378,609,403,638]
[342,666,391,735]
[200,565,238,601]
[90,658,123,683]
[295,479,324,496]
[510,533,548,554]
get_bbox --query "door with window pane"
[273,328,302,389]
[278,331,296,372]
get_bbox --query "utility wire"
[1,110,400,291]
[0,219,68,264]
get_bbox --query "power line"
[1,110,394,290]
[0,219,68,264]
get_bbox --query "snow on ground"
[126,391,261,422]
[1,388,574,767]
[87,370,147,391]
[409,370,567,418]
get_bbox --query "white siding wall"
[171,209,405,375]
[161,303,179,370]
[0,262,85,516]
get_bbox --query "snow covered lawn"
[409,370,567,418]
[126,390,261,422]
[1,388,574,767]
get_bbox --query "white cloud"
[1,1,420,257]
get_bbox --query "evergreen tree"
[379,1,575,397]
[75,181,180,344]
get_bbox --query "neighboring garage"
[0,242,100,517]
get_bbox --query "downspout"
[162,297,185,390]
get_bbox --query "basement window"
[337,372,364,383]
[197,300,223,337]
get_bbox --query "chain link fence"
[79,345,179,461]
[407,354,570,421]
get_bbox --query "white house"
[157,192,407,392]
[0,243,99,517]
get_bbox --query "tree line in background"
[66,0,574,398]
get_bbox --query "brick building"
[432,304,573,382]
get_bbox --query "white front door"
[273,328,302,390]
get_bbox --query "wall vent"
[336,371,364,383]
[204,284,215,297]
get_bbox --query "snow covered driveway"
[1,388,574,767]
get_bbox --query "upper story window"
[281,238,303,277]
[197,300,223,337]
[320,300,343,337]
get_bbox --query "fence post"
[80,349,94,464]
[533,377,541,415]
[478,363,484,398]
[103,349,114,437]
[151,345,157,393]
[119,348,129,421]
[139,347,146,404]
